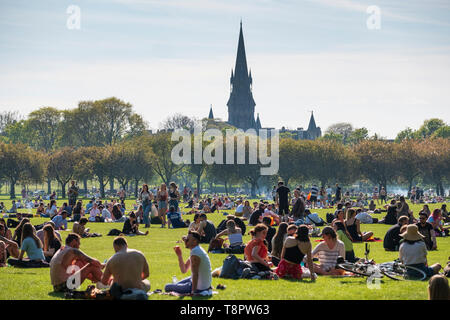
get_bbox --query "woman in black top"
[345,209,373,242]
[72,201,84,222]
[12,218,30,246]
[122,212,148,236]
[275,225,315,280]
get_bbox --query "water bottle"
[172,275,177,284]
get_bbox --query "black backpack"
[326,213,334,224]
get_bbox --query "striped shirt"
[311,240,345,271]
[310,186,319,197]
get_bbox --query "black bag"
[107,229,121,236]
[326,213,334,224]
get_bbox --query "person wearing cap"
[399,224,442,279]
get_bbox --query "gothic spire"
[233,21,249,85]
[307,111,317,131]
[208,104,214,119]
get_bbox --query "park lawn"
[0,197,449,300]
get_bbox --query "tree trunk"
[439,182,444,196]
[224,181,228,195]
[250,182,257,198]
[99,178,105,199]
[83,179,88,194]
[9,180,16,199]
[134,179,139,198]
[47,178,51,194]
[197,175,201,198]
[109,177,114,192]
[61,181,67,198]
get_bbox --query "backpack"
[219,254,241,279]
[107,229,122,236]
[326,213,335,224]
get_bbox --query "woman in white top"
[215,220,243,248]
[311,226,345,275]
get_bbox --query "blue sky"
[1,0,450,138]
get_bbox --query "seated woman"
[112,204,126,223]
[311,226,345,276]
[270,222,288,267]
[334,221,358,262]
[121,212,148,236]
[42,224,62,263]
[331,210,345,228]
[244,224,272,273]
[262,204,280,226]
[0,218,19,259]
[275,225,316,280]
[441,204,450,223]
[399,224,441,279]
[215,220,244,253]
[427,209,449,237]
[189,214,201,232]
[345,208,373,242]
[242,201,253,220]
[36,203,48,218]
[7,223,49,268]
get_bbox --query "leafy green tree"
[432,125,450,139]
[395,127,416,142]
[416,118,446,139]
[47,147,82,198]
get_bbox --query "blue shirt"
[21,237,45,261]
[52,215,68,230]
[167,211,184,228]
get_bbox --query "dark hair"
[169,206,175,213]
[188,231,201,242]
[321,226,337,239]
[113,236,127,247]
[296,225,310,242]
[249,224,268,237]
[271,222,288,257]
[65,233,81,245]
[193,213,200,221]
[262,216,272,225]
[129,212,136,219]
[199,213,207,220]
[61,210,68,216]
[334,221,346,232]
[79,217,88,224]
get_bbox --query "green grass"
[0,197,448,300]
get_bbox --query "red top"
[244,238,268,262]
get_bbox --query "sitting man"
[416,211,436,251]
[73,218,102,238]
[383,215,409,251]
[164,231,212,295]
[51,211,68,231]
[167,206,189,229]
[197,213,216,244]
[50,233,104,292]
[101,237,150,300]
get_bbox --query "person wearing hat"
[399,224,442,279]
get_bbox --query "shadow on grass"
[48,291,65,299]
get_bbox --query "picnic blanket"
[315,237,382,243]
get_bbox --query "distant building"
[207,21,321,140]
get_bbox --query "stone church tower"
[226,21,257,130]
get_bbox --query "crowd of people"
[0,180,449,300]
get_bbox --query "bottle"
[172,275,177,284]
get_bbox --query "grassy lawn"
[0,196,448,300]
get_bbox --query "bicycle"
[336,243,427,281]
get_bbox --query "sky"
[1,0,450,138]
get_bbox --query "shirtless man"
[50,233,104,292]
[100,237,150,298]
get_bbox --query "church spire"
[307,111,317,131]
[233,20,249,86]
[208,104,214,119]
[256,113,261,130]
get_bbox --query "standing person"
[68,181,79,208]
[244,224,272,273]
[118,189,126,202]
[50,233,104,292]
[275,181,291,222]
[275,225,316,280]
[164,231,212,295]
[319,186,326,208]
[101,237,151,299]
[326,185,333,206]
[379,187,387,204]
[168,182,181,213]
[157,183,169,228]
[309,184,319,209]
[311,226,345,276]
[7,223,49,268]
[345,208,373,242]
[399,224,441,279]
[373,187,379,205]
[334,183,342,204]
[139,184,153,228]
[242,200,253,221]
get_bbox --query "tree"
[160,113,196,131]
[393,140,425,191]
[0,143,45,199]
[83,146,114,198]
[325,122,353,143]
[0,111,22,135]
[353,140,398,192]
[47,147,82,198]
[416,118,446,139]
[348,127,369,145]
[421,138,450,196]
[395,127,416,143]
[432,125,450,139]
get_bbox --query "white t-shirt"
[102,208,111,219]
[190,245,212,291]
[235,204,244,214]
[89,208,100,221]
[355,211,373,224]
[311,240,345,271]
[399,241,427,265]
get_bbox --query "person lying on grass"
[7,223,49,268]
[311,226,345,276]
[52,210,69,231]
[275,225,316,281]
[50,233,104,292]
[100,236,150,299]
[164,231,212,296]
